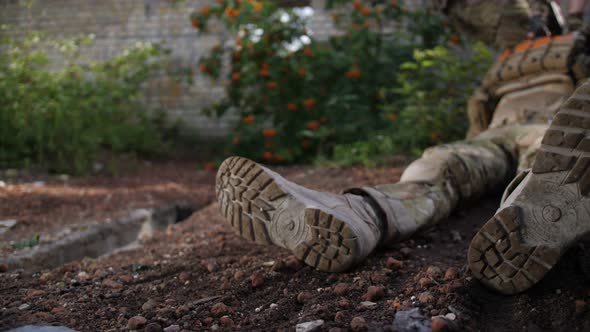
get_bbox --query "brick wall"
[0,0,339,139]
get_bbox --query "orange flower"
[360,6,370,16]
[232,137,240,145]
[204,162,215,171]
[297,68,307,77]
[201,6,211,17]
[303,98,316,110]
[232,52,241,61]
[266,81,277,90]
[306,121,320,131]
[303,47,314,57]
[430,131,441,141]
[243,115,255,124]
[198,63,208,73]
[259,68,269,77]
[225,7,240,18]
[231,72,241,81]
[260,63,270,70]
[302,139,311,149]
[346,66,362,80]
[253,1,263,12]
[387,113,397,122]
[352,1,363,10]
[274,154,284,162]
[320,116,328,124]
[287,103,298,111]
[262,128,277,139]
[263,152,273,160]
[191,18,201,29]
[449,35,461,45]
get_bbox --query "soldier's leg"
[468,81,590,295]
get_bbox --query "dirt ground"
[1,161,590,332]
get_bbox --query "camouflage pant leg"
[346,124,548,243]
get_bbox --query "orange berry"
[191,18,201,29]
[259,68,269,77]
[430,131,441,141]
[306,121,320,131]
[232,137,240,144]
[303,98,316,110]
[204,162,215,171]
[360,6,370,16]
[287,103,298,111]
[262,128,277,139]
[449,35,461,45]
[346,66,362,80]
[260,63,270,70]
[253,2,263,12]
[387,113,397,122]
[201,6,211,17]
[242,115,255,124]
[303,47,314,57]
[353,1,363,10]
[225,7,239,18]
[266,81,277,90]
[297,68,307,77]
[198,63,208,73]
[263,152,273,160]
[231,72,241,81]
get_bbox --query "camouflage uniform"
[344,6,581,243]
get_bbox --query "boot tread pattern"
[534,84,590,196]
[216,157,359,272]
[468,206,560,295]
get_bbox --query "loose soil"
[1,161,590,332]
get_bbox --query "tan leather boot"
[215,157,385,272]
[469,80,590,295]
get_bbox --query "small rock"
[362,286,385,302]
[270,303,279,309]
[334,311,346,322]
[359,301,377,309]
[127,315,147,330]
[431,317,450,332]
[206,262,219,273]
[575,300,587,315]
[142,299,158,311]
[426,266,442,279]
[297,291,314,304]
[163,325,180,332]
[220,315,234,327]
[144,322,163,332]
[179,272,191,282]
[18,303,30,310]
[393,308,431,332]
[418,291,434,304]
[234,270,245,280]
[250,272,264,288]
[333,283,350,296]
[444,267,459,281]
[210,303,231,317]
[0,264,8,273]
[386,257,403,270]
[400,248,413,257]
[450,230,462,242]
[419,277,434,288]
[338,298,352,308]
[350,316,367,331]
[39,272,53,283]
[103,279,123,289]
[175,305,189,318]
[444,313,456,321]
[284,255,304,270]
[271,260,286,271]
[296,319,324,332]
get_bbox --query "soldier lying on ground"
[214,0,590,295]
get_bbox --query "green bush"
[192,0,460,164]
[0,31,176,173]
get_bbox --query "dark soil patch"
[1,163,589,331]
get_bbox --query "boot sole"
[468,81,590,294]
[215,156,361,272]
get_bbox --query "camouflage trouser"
[444,0,532,49]
[348,124,549,242]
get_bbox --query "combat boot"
[215,156,390,272]
[468,80,590,294]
